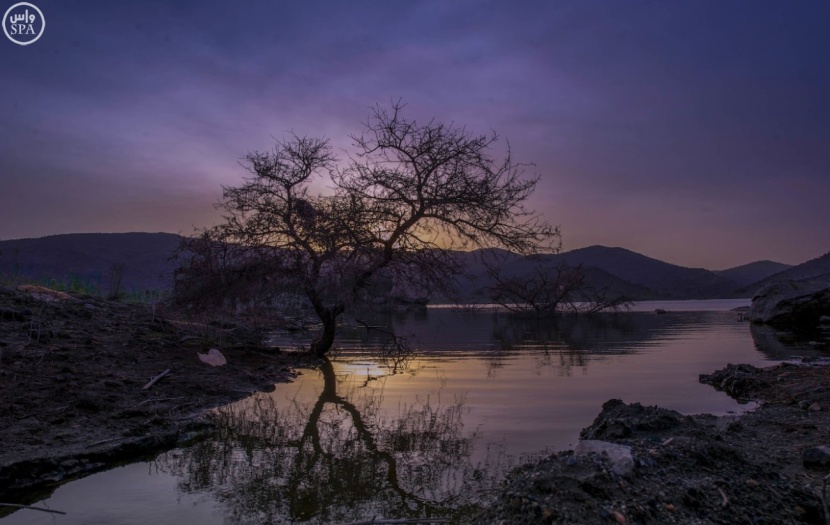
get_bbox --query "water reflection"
[5,304,823,525]
[155,359,510,524]
[301,307,757,358]
[750,323,829,360]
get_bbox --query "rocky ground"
[0,285,318,504]
[474,362,830,524]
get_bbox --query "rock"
[198,348,227,367]
[802,445,830,467]
[700,363,769,401]
[581,399,685,440]
[574,440,634,476]
[808,402,822,412]
[748,278,830,329]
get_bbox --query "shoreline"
[0,287,319,505]
[3,286,829,524]
[474,361,830,524]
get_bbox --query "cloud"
[1,0,828,267]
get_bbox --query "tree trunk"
[310,309,337,357]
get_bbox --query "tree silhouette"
[155,360,510,523]
[485,255,632,317]
[174,102,557,355]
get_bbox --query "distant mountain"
[1,232,822,302]
[448,249,660,303]
[0,232,182,294]
[449,245,743,302]
[738,251,830,296]
[714,260,792,289]
[557,246,736,299]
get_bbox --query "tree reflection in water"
[154,359,511,524]
[489,313,640,377]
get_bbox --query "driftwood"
[86,436,129,448]
[0,502,67,515]
[142,369,171,390]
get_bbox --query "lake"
[2,300,822,524]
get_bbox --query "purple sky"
[1,0,828,269]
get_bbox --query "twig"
[133,396,185,407]
[86,436,129,448]
[340,519,450,525]
[822,472,830,525]
[718,487,729,508]
[0,502,67,515]
[142,369,171,390]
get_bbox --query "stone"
[700,364,768,401]
[748,278,830,329]
[581,399,684,440]
[197,348,227,367]
[17,284,73,302]
[802,445,830,467]
[575,440,634,476]
[808,402,822,412]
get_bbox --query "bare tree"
[486,259,633,316]
[156,359,511,523]
[175,102,558,356]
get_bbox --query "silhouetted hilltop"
[739,251,830,296]
[451,246,804,301]
[0,233,819,301]
[559,246,734,299]
[0,232,181,294]
[714,260,792,288]
[450,249,659,303]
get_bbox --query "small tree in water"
[175,102,558,356]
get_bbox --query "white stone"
[198,348,227,367]
[575,440,634,476]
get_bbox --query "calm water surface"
[4,300,823,524]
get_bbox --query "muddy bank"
[0,286,319,503]
[475,362,830,524]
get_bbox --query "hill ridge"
[0,233,820,301]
